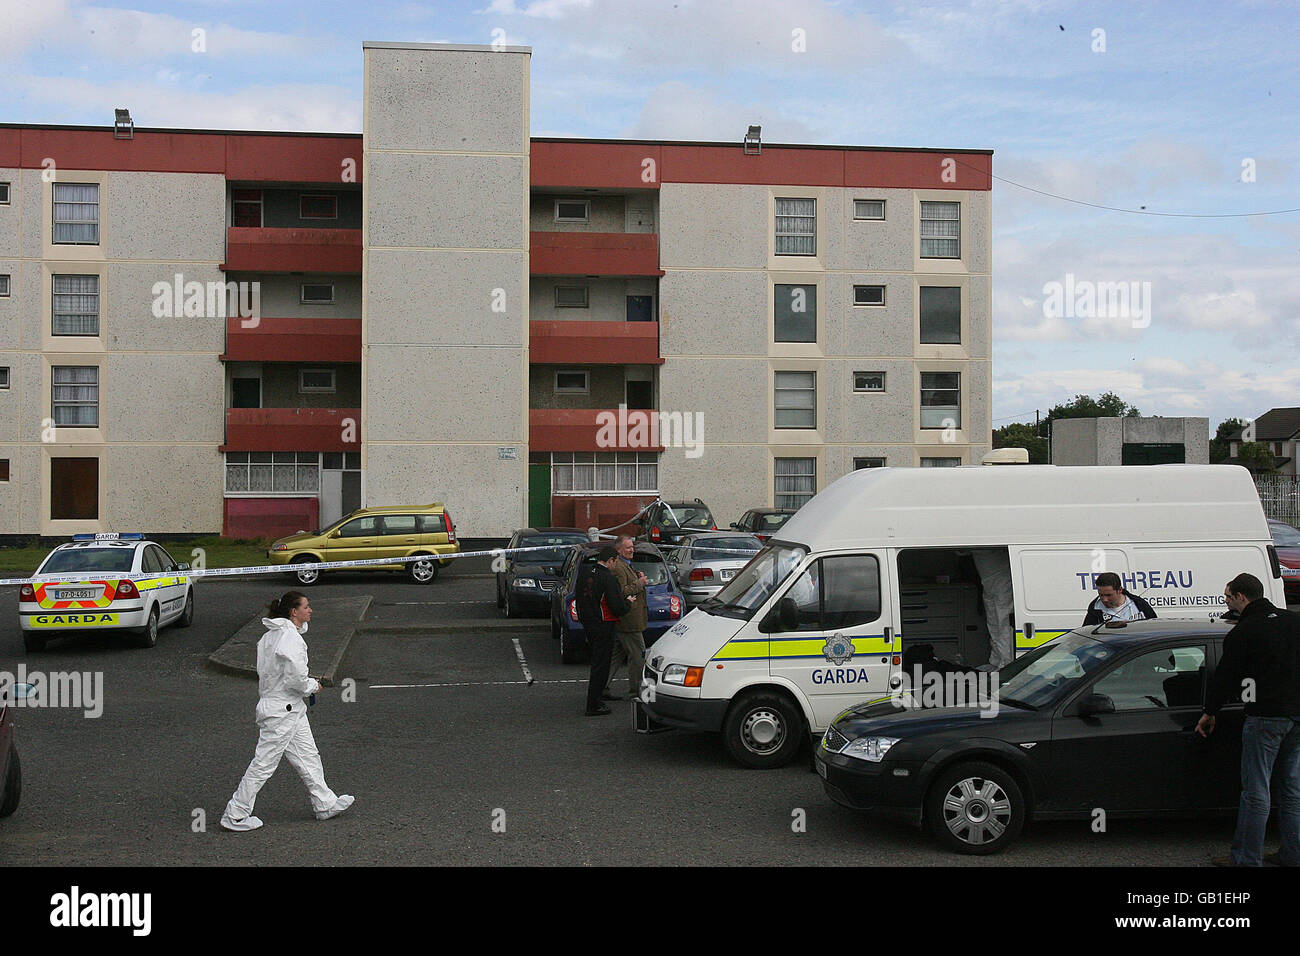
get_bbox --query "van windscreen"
[701,543,807,620]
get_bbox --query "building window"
[231,189,263,227]
[774,371,816,429]
[50,457,98,519]
[53,183,99,244]
[555,285,589,308]
[774,284,817,342]
[551,451,657,493]
[920,286,961,344]
[775,457,816,509]
[921,457,961,467]
[299,369,336,393]
[0,459,8,482]
[0,182,9,204]
[853,285,885,306]
[52,366,99,427]
[0,274,9,297]
[854,457,886,469]
[920,200,960,258]
[853,371,886,392]
[555,199,590,223]
[300,283,335,304]
[0,367,9,389]
[52,275,100,336]
[920,371,960,429]
[854,199,885,220]
[299,194,338,219]
[224,452,320,494]
[775,198,816,255]
[554,370,589,394]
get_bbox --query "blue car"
[550,541,685,664]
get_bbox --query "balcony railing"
[530,231,661,277]
[222,317,361,363]
[530,408,665,453]
[529,320,660,365]
[222,407,361,452]
[224,227,362,273]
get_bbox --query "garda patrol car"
[640,464,1285,769]
[19,534,194,652]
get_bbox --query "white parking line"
[369,678,587,689]
[511,637,536,685]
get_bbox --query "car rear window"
[418,514,447,534]
[41,549,136,574]
[692,536,762,557]
[1271,522,1300,548]
[662,505,713,529]
[520,534,588,563]
[756,513,792,532]
[632,555,670,586]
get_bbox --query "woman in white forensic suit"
[221,592,353,831]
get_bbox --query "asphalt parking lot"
[0,565,1254,866]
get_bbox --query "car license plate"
[816,759,827,779]
[721,569,736,580]
[55,588,99,601]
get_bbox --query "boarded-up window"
[51,457,98,520]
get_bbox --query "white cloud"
[624,81,817,142]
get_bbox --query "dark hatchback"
[816,621,1248,854]
[550,541,685,663]
[730,508,797,543]
[636,499,716,548]
[496,528,590,617]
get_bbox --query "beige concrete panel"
[528,277,629,323]
[529,195,624,232]
[367,345,524,443]
[658,357,767,444]
[105,262,228,351]
[0,168,19,257]
[966,190,992,276]
[843,188,914,273]
[0,445,18,533]
[366,47,528,154]
[0,259,19,349]
[20,170,43,261]
[819,190,846,272]
[367,153,525,250]
[364,443,524,538]
[20,353,43,443]
[659,270,767,356]
[968,275,992,360]
[821,272,845,357]
[842,360,917,444]
[1052,418,1099,466]
[529,365,624,409]
[657,443,770,523]
[103,353,225,443]
[255,275,363,317]
[659,183,767,269]
[842,275,914,357]
[19,261,41,350]
[104,444,223,533]
[368,250,524,345]
[966,361,992,444]
[20,444,41,532]
[106,172,225,262]
[261,364,361,408]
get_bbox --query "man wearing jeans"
[1196,572,1300,866]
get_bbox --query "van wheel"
[925,761,1025,855]
[135,607,159,649]
[23,633,46,653]
[291,556,320,586]
[0,746,20,818]
[408,554,438,584]
[722,691,803,768]
[177,589,195,628]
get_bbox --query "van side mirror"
[1078,693,1115,717]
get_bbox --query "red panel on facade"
[223,496,319,541]
[0,129,21,167]
[224,135,363,184]
[549,495,655,533]
[529,321,660,365]
[224,227,362,273]
[530,408,665,453]
[223,317,362,363]
[222,408,361,452]
[531,142,663,189]
[530,231,662,276]
[843,149,991,190]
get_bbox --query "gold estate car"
[268,503,459,586]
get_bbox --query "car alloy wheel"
[408,556,437,584]
[292,558,320,586]
[926,761,1025,855]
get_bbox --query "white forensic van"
[640,464,1285,768]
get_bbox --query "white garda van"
[640,464,1286,768]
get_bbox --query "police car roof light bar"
[72,533,143,541]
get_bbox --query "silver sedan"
[667,533,764,606]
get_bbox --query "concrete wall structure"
[1052,417,1210,466]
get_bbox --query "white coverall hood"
[255,617,320,713]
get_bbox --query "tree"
[1210,418,1247,465]
[992,422,1050,463]
[1236,441,1276,474]
[1045,391,1141,423]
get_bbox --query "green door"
[528,463,552,527]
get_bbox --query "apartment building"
[0,41,991,541]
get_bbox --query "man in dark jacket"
[576,547,633,716]
[1196,572,1300,866]
[1081,572,1157,626]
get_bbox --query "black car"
[636,499,716,548]
[730,508,797,543]
[496,528,590,617]
[816,620,1246,854]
